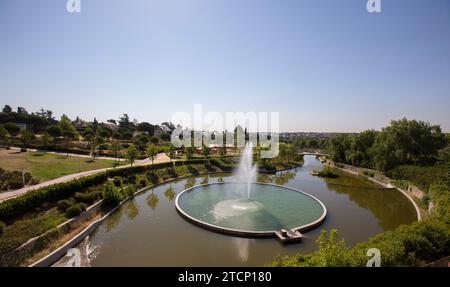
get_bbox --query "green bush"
[392,180,409,190]
[146,171,159,184]
[166,167,178,178]
[258,161,276,172]
[112,176,122,187]
[56,198,75,211]
[138,178,148,188]
[0,172,107,221]
[210,158,234,172]
[74,191,97,204]
[362,170,375,177]
[123,174,137,185]
[317,169,338,178]
[78,202,88,211]
[0,168,37,191]
[271,218,450,267]
[102,182,124,207]
[123,185,137,197]
[65,205,83,218]
[386,165,446,191]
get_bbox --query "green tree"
[146,144,157,165]
[41,132,50,148]
[111,141,122,164]
[20,130,35,147]
[98,128,111,140]
[121,130,133,141]
[126,145,139,167]
[347,130,377,168]
[2,105,12,113]
[135,133,150,151]
[82,127,95,141]
[3,122,20,137]
[46,125,63,145]
[103,181,124,207]
[0,126,10,147]
[58,115,79,156]
[328,134,352,163]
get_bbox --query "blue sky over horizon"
[0,0,449,132]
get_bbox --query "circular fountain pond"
[175,182,327,236]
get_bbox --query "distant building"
[153,125,165,137]
[101,122,119,132]
[73,118,89,131]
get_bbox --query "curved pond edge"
[29,171,225,267]
[175,182,327,238]
[326,162,422,222]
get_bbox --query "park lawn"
[0,150,123,182]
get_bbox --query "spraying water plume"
[236,142,257,199]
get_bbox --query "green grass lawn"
[0,150,123,182]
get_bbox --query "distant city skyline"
[1,0,449,132]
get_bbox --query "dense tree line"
[272,118,450,267]
[328,118,447,171]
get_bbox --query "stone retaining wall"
[0,200,102,267]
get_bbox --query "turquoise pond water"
[177,182,324,232]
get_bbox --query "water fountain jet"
[236,142,257,199]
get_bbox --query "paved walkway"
[0,152,171,203]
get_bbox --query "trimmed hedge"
[65,205,83,218]
[209,158,234,172]
[0,158,227,222]
[0,173,107,221]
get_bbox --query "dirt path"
[0,152,171,203]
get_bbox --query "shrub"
[146,171,159,184]
[102,182,124,207]
[0,169,36,191]
[0,221,5,235]
[317,169,338,178]
[123,174,136,185]
[421,195,430,207]
[57,198,75,211]
[258,161,276,172]
[138,178,148,188]
[79,202,88,211]
[392,180,409,190]
[65,205,82,218]
[112,176,122,187]
[0,172,107,221]
[362,170,375,177]
[186,165,200,175]
[386,165,446,191]
[124,185,137,197]
[74,191,97,204]
[166,167,177,178]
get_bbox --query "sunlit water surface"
[87,156,417,266]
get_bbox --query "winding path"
[0,152,171,203]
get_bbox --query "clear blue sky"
[0,0,449,132]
